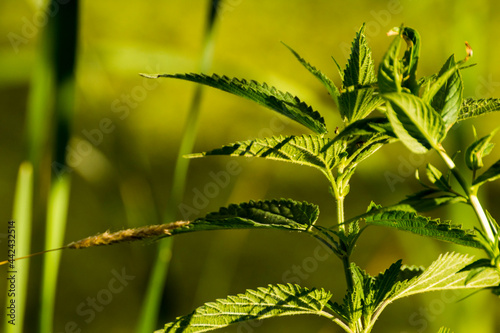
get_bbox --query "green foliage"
[157,284,334,333]
[283,43,340,107]
[389,252,500,300]
[378,29,403,93]
[169,199,320,236]
[331,260,406,328]
[400,27,421,95]
[59,24,500,332]
[141,73,327,134]
[383,92,446,153]
[187,134,340,180]
[473,159,500,187]
[363,210,481,248]
[458,98,500,122]
[338,24,382,123]
[465,128,497,172]
[430,55,463,129]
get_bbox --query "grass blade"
[39,1,79,331]
[4,162,33,333]
[136,2,220,332]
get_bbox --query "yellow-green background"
[1,0,500,332]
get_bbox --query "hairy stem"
[337,195,346,234]
[342,254,354,291]
[437,148,495,242]
[335,194,354,292]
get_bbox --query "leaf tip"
[139,73,161,79]
[183,153,204,159]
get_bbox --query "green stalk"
[4,162,33,333]
[135,88,205,333]
[437,148,495,242]
[135,4,219,332]
[39,1,79,332]
[335,195,353,293]
[40,176,71,332]
[341,254,353,291]
[337,195,345,234]
[16,2,54,331]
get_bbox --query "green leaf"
[331,55,344,82]
[465,129,497,171]
[401,27,421,95]
[283,43,340,107]
[187,134,340,179]
[398,265,425,281]
[181,199,321,233]
[335,260,419,328]
[365,210,481,248]
[66,199,320,249]
[460,258,494,285]
[378,29,403,93]
[339,24,382,122]
[388,252,500,301]
[369,260,404,314]
[383,92,446,153]
[157,284,333,333]
[430,55,464,130]
[330,118,397,176]
[144,73,327,134]
[344,264,367,323]
[334,117,395,139]
[366,253,500,328]
[458,98,500,122]
[422,62,469,107]
[397,190,467,212]
[473,159,500,187]
[337,132,394,184]
[426,163,452,192]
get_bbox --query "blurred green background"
[1,0,500,332]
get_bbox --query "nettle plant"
[13,24,500,332]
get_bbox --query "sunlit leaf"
[143,73,327,134]
[473,159,500,187]
[383,92,446,153]
[366,253,500,329]
[158,284,333,333]
[187,134,340,178]
[457,98,500,122]
[465,129,497,171]
[430,55,464,130]
[378,29,403,93]
[67,199,320,249]
[389,252,500,301]
[397,190,467,212]
[426,163,452,191]
[339,24,382,122]
[334,117,395,139]
[365,210,481,248]
[401,27,421,95]
[283,43,340,107]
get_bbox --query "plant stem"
[437,148,495,243]
[40,1,78,331]
[337,195,345,234]
[335,193,354,292]
[342,254,353,291]
[4,162,33,333]
[136,5,218,332]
